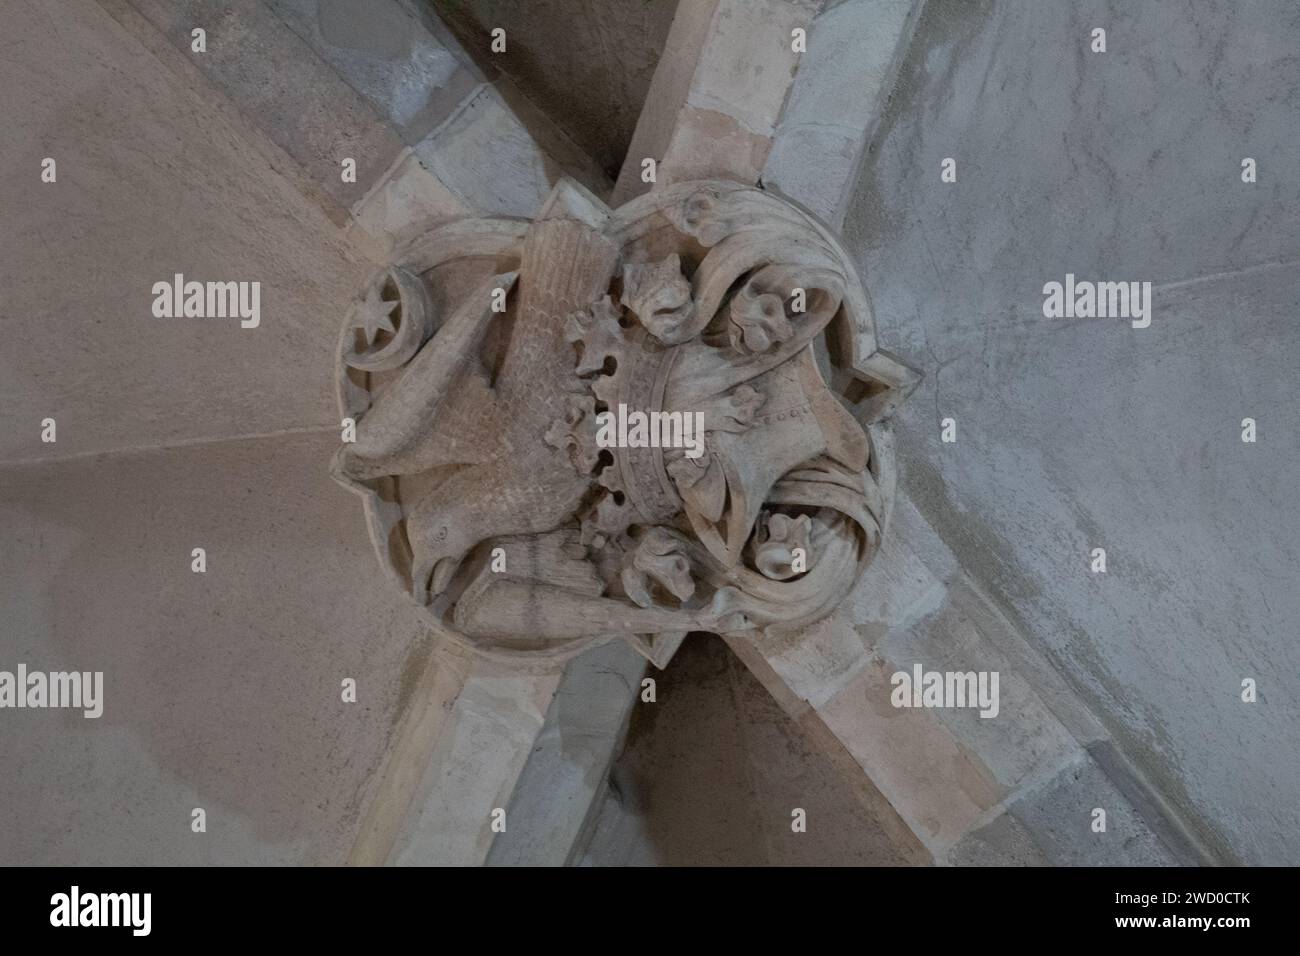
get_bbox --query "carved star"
[353,278,400,347]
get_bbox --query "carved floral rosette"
[331,179,918,668]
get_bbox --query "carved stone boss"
[332,180,918,668]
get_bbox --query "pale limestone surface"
[0,433,425,865]
[3,0,934,868]
[846,0,1300,863]
[0,0,373,465]
[105,0,609,250]
[6,0,1294,868]
[0,0,623,866]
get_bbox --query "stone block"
[413,85,601,219]
[948,751,1181,866]
[684,0,812,138]
[817,657,1005,852]
[882,596,1084,793]
[388,657,562,866]
[764,0,919,225]
[350,150,472,252]
[614,0,812,201]
[485,640,646,866]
